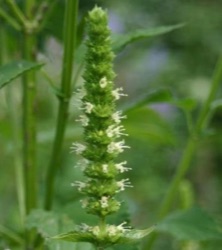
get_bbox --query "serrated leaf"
[112,23,185,52]
[26,209,75,238]
[157,207,222,241]
[0,60,43,89]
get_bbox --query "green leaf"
[157,207,222,241]
[124,107,176,145]
[123,89,196,113]
[112,23,185,52]
[26,209,77,250]
[0,60,43,89]
[118,227,155,244]
[52,230,93,242]
[122,89,173,112]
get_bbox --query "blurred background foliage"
[1,0,222,249]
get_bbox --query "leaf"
[52,230,93,242]
[157,207,222,241]
[122,89,173,112]
[112,23,185,52]
[122,89,196,113]
[53,227,154,245]
[26,209,77,250]
[123,107,176,145]
[117,227,155,244]
[0,60,43,89]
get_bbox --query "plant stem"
[44,0,79,210]
[144,56,222,250]
[0,8,21,30]
[6,0,27,26]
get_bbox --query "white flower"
[112,87,127,100]
[102,164,108,173]
[92,226,100,236]
[79,223,91,232]
[106,125,127,138]
[100,196,109,208]
[99,77,108,88]
[71,181,87,191]
[112,111,126,124]
[117,178,133,192]
[106,222,130,236]
[115,161,132,173]
[107,225,118,236]
[70,142,86,154]
[107,140,130,154]
[76,115,89,126]
[75,158,89,170]
[82,101,94,114]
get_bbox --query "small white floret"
[117,178,133,192]
[112,87,128,100]
[71,181,87,192]
[100,196,109,208]
[106,125,127,138]
[70,142,86,154]
[115,161,132,173]
[102,164,108,173]
[107,140,130,154]
[99,77,108,88]
[81,102,94,114]
[112,111,127,124]
[76,115,89,126]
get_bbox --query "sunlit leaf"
[157,207,222,241]
[0,60,43,89]
[112,23,185,52]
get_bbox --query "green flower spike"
[53,6,154,249]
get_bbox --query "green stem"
[44,0,79,210]
[6,0,27,26]
[145,56,222,250]
[0,8,21,30]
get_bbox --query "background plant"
[0,1,222,250]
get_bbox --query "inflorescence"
[71,6,133,246]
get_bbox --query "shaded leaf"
[124,107,175,145]
[0,60,43,89]
[122,89,196,113]
[112,23,185,52]
[157,207,222,241]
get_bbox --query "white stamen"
[76,115,89,126]
[112,111,126,124]
[112,87,128,100]
[115,161,132,173]
[107,140,130,154]
[75,158,89,170]
[100,196,109,208]
[71,181,87,191]
[99,77,108,88]
[70,142,86,154]
[117,178,133,192]
[106,125,127,138]
[81,102,94,114]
